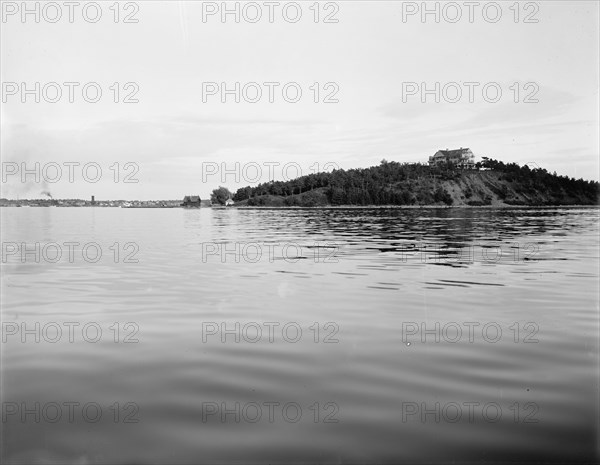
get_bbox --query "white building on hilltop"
[429,148,476,169]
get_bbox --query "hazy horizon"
[1,155,598,201]
[2,1,599,200]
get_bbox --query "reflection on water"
[1,207,599,463]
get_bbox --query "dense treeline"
[231,159,599,207]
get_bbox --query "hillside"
[232,159,600,207]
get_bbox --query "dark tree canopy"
[211,186,233,205]
[230,159,599,207]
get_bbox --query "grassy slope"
[440,171,595,206]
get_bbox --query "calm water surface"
[1,207,599,463]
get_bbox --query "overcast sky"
[1,1,598,200]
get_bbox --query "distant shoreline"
[1,203,598,209]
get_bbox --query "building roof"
[435,148,472,157]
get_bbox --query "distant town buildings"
[429,148,476,169]
[0,198,182,208]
